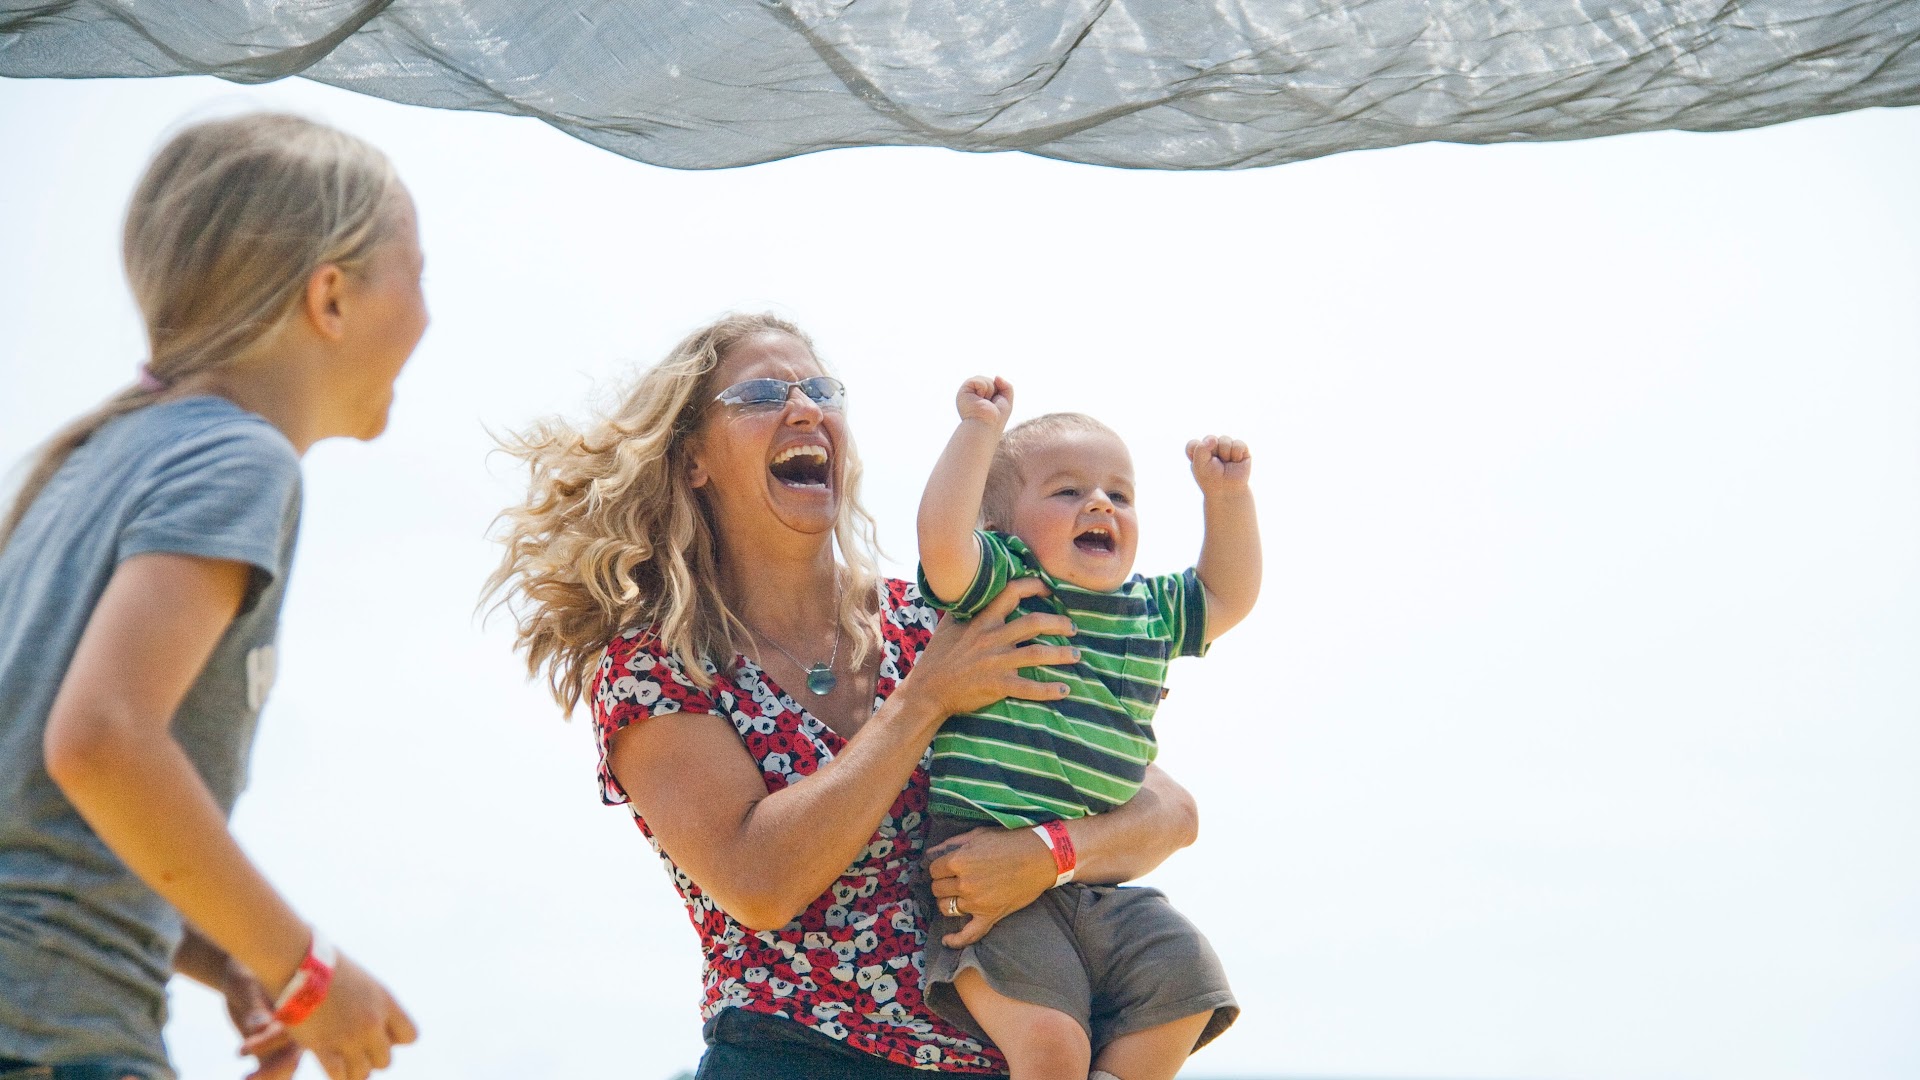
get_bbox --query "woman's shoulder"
[593,624,729,718]
[880,576,937,627]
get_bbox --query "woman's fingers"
[993,609,1076,646]
[943,913,1000,949]
[975,573,1051,620]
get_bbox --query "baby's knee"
[995,1006,1090,1078]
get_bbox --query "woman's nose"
[783,387,824,423]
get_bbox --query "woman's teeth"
[769,444,831,486]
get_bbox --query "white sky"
[2,74,1917,1080]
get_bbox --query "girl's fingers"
[316,1050,349,1080]
[387,1004,419,1045]
[239,1022,289,1055]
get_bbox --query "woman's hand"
[925,825,1057,947]
[905,575,1078,721]
[924,768,1200,947]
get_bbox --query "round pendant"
[806,663,836,696]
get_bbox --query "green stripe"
[923,529,1202,826]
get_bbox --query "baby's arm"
[1188,435,1261,641]
[917,376,1014,604]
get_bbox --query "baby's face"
[1000,428,1139,593]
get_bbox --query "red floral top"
[591,579,1003,1071]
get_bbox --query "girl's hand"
[1187,435,1252,495]
[907,576,1077,720]
[956,375,1014,430]
[222,959,301,1080]
[925,825,1057,947]
[284,953,417,1080]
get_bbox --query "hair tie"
[136,365,169,394]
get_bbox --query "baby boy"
[914,375,1260,1080]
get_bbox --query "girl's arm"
[924,765,1200,947]
[1188,435,1261,641]
[916,376,1014,604]
[608,576,1075,931]
[44,552,415,1080]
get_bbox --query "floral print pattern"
[591,580,1003,1072]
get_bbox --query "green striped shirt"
[918,530,1209,828]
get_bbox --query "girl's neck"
[176,335,334,456]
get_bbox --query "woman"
[0,115,422,1080]
[489,313,1201,1075]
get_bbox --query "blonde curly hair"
[486,313,884,713]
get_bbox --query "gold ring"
[945,896,961,917]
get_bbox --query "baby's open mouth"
[769,444,831,487]
[1073,527,1115,554]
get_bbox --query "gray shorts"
[915,817,1238,1054]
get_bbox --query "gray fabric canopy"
[3,0,1917,170]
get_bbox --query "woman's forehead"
[715,332,822,383]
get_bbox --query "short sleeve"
[917,530,1034,619]
[591,629,723,805]
[117,419,301,612]
[1146,567,1211,659]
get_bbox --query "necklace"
[744,578,844,696]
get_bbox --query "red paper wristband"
[1031,819,1077,886]
[272,930,338,1027]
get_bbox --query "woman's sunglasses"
[711,376,847,412]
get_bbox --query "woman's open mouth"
[1073,526,1115,554]
[769,443,831,489]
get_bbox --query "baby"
[914,375,1260,1080]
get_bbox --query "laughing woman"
[487,313,1201,1076]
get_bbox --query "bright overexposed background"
[2,74,1917,1080]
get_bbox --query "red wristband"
[1030,820,1077,886]
[272,930,337,1027]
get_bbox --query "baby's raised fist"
[956,376,1014,428]
[1186,435,1253,493]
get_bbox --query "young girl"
[0,114,424,1080]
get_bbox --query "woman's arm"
[924,765,1199,947]
[609,576,1076,931]
[44,552,414,1080]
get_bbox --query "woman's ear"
[686,442,711,489]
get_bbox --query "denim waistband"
[0,1058,151,1080]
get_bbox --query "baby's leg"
[1090,1010,1214,1080]
[951,967,1091,1080]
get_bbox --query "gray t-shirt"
[0,396,301,1074]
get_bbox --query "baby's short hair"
[981,412,1119,532]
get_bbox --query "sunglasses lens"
[800,378,846,408]
[715,377,846,411]
[721,379,793,409]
